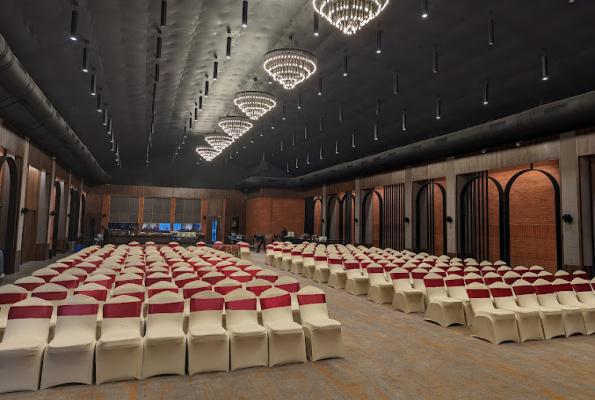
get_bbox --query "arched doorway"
[361,190,383,247]
[504,166,561,272]
[415,180,447,255]
[68,188,80,242]
[458,173,505,262]
[313,197,323,236]
[341,192,355,245]
[327,195,341,241]
[0,157,19,274]
[50,181,61,258]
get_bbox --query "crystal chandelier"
[313,0,390,35]
[195,146,219,162]
[205,133,234,151]
[218,116,253,139]
[234,91,277,120]
[263,48,317,90]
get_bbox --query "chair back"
[74,282,108,302]
[512,280,540,307]
[14,276,46,292]
[260,288,293,325]
[466,282,494,312]
[146,291,184,330]
[189,291,225,327]
[424,273,448,301]
[483,272,503,286]
[244,266,263,277]
[202,271,226,285]
[31,283,68,305]
[225,289,258,327]
[101,295,143,335]
[147,281,179,298]
[115,272,143,288]
[246,279,273,297]
[297,286,330,323]
[213,278,243,296]
[411,268,428,290]
[256,269,279,283]
[54,294,99,339]
[445,275,468,299]
[390,267,413,291]
[32,267,60,283]
[112,283,145,302]
[554,270,572,282]
[230,271,252,284]
[489,282,518,309]
[3,297,53,343]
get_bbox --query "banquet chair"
[0,297,53,393]
[142,292,186,379]
[14,276,45,294]
[390,267,425,313]
[274,276,302,323]
[551,279,595,335]
[187,291,229,374]
[511,280,566,339]
[290,248,304,275]
[328,255,347,289]
[0,285,28,341]
[367,263,394,304]
[444,275,474,325]
[256,269,279,283]
[533,279,586,336]
[423,273,466,327]
[572,278,595,305]
[225,289,268,371]
[280,247,293,271]
[313,252,330,283]
[297,286,343,362]
[40,295,99,389]
[302,251,316,279]
[214,278,243,296]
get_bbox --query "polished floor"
[3,252,595,399]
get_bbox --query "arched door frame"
[361,190,383,247]
[503,166,562,270]
[415,181,447,254]
[313,197,323,236]
[51,181,61,257]
[458,174,505,260]
[340,192,356,245]
[0,156,19,274]
[326,195,342,241]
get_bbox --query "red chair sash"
[54,279,79,289]
[103,301,142,318]
[390,272,410,280]
[89,279,111,289]
[114,291,145,302]
[297,293,326,305]
[314,256,327,262]
[367,267,384,274]
[411,272,427,280]
[146,277,172,287]
[424,278,444,288]
[466,289,491,299]
[214,285,242,295]
[344,262,360,270]
[258,275,278,283]
[246,285,272,296]
[504,277,520,285]
[58,303,99,316]
[573,283,593,293]
[490,288,513,298]
[32,291,68,301]
[484,277,503,285]
[329,259,343,265]
[464,278,483,285]
[148,288,178,297]
[190,297,224,311]
[15,282,45,291]
[203,276,225,285]
[445,278,465,287]
[232,275,252,283]
[8,305,53,319]
[534,285,555,295]
[553,283,573,293]
[0,292,27,305]
[76,290,108,302]
[175,277,198,288]
[148,301,184,314]
[260,293,291,310]
[275,282,300,293]
[183,285,211,299]
[513,285,535,296]
[225,298,257,310]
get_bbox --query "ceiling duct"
[0,34,110,184]
[235,89,595,191]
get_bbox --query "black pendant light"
[156,35,162,60]
[351,132,356,148]
[402,109,407,131]
[393,72,399,95]
[205,80,209,97]
[335,140,339,154]
[304,125,308,139]
[160,1,167,28]
[307,153,310,165]
[339,103,344,122]
[260,124,264,137]
[189,117,192,130]
[280,140,284,152]
[488,16,495,46]
[318,76,322,96]
[343,56,348,76]
[298,92,302,109]
[295,158,299,169]
[90,74,97,95]
[199,96,203,111]
[97,92,103,112]
[542,49,549,81]
[374,123,379,141]
[107,119,112,134]
[282,104,286,120]
[242,0,248,27]
[226,36,232,58]
[155,63,160,83]
[319,115,324,131]
[213,61,218,81]
[102,108,108,125]
[433,45,438,73]
[483,77,489,105]
[320,146,323,160]
[422,0,429,18]
[314,12,319,36]
[194,103,198,121]
[286,163,289,173]
[69,6,78,41]
[436,95,441,120]
[376,30,382,54]
[82,45,89,72]
[271,115,275,130]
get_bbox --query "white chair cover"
[423,273,465,327]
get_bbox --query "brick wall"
[488,161,560,273]
[245,197,305,239]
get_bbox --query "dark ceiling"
[0,0,595,188]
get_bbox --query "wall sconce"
[102,214,107,218]
[404,217,410,223]
[21,207,30,214]
[353,218,358,223]
[445,216,453,223]
[321,219,325,223]
[562,214,573,223]
[49,210,57,217]
[67,212,74,218]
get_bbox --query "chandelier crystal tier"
[218,116,253,139]
[313,0,390,35]
[234,91,277,120]
[195,146,219,162]
[263,48,317,90]
[205,133,234,151]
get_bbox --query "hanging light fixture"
[282,104,287,120]
[436,95,441,119]
[339,103,344,122]
[319,115,324,131]
[189,117,193,130]
[102,108,108,125]
[318,76,323,96]
[107,119,113,135]
[394,71,399,95]
[242,0,248,27]
[314,12,319,36]
[205,80,209,97]
[69,5,78,41]
[155,63,160,83]
[226,35,232,58]
[286,163,289,173]
[263,40,317,90]
[97,92,103,112]
[320,146,323,159]
[542,49,549,81]
[488,16,495,45]
[374,123,379,140]
[205,134,234,151]
[90,74,97,96]
[402,109,407,131]
[218,116,253,139]
[483,77,489,105]
[156,35,162,60]
[376,30,382,53]
[260,124,264,136]
[304,125,308,139]
[295,158,299,169]
[298,92,302,109]
[433,45,438,74]
[352,131,356,147]
[271,115,275,130]
[280,140,284,152]
[199,96,203,111]
[196,146,219,161]
[376,97,381,115]
[234,91,277,120]
[422,0,429,18]
[343,55,348,76]
[335,140,339,154]
[313,0,389,35]
[82,45,89,72]
[307,153,310,164]
[213,61,218,81]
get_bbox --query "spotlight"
[314,12,319,36]
[542,49,549,81]
[69,7,78,41]
[318,76,322,96]
[483,77,489,105]
[82,45,89,72]
[90,74,97,96]
[422,0,428,18]
[343,55,348,76]
[160,1,167,28]
[242,0,248,27]
[376,30,382,53]
[107,119,112,134]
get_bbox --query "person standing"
[281,227,288,239]
[101,226,110,246]
[254,234,265,253]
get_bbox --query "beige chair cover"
[313,252,330,283]
[488,282,544,342]
[260,288,306,366]
[265,245,275,266]
[280,247,293,271]
[290,248,304,275]
[466,282,520,344]
[390,268,425,313]
[142,292,186,379]
[345,260,369,296]
[328,255,347,289]
[423,273,466,327]
[187,291,229,374]
[225,289,268,371]
[297,286,343,362]
[444,275,474,325]
[40,295,99,389]
[512,280,566,339]
[0,285,28,341]
[572,278,595,305]
[550,279,595,335]
[0,297,53,393]
[367,264,394,304]
[274,276,302,323]
[95,296,144,384]
[301,252,316,279]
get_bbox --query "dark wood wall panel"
[89,184,246,201]
[55,163,70,182]
[22,166,41,263]
[27,145,53,172]
[383,183,405,251]
[0,122,26,157]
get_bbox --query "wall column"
[354,177,361,244]
[46,158,56,247]
[560,131,581,269]
[321,184,327,237]
[445,156,457,256]
[15,138,30,269]
[404,167,413,249]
